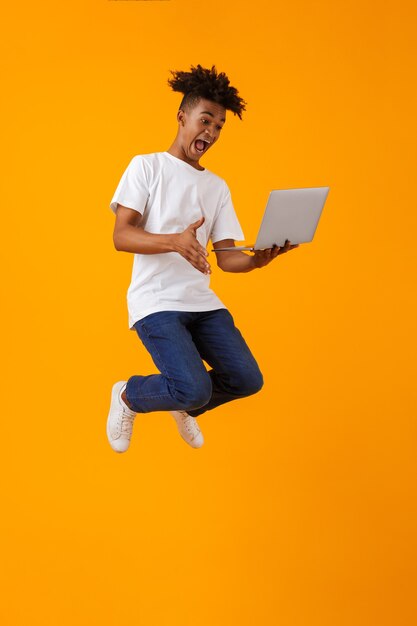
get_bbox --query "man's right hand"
[113,205,211,271]
[173,216,211,274]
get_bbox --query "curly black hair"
[167,64,247,120]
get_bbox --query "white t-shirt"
[109,151,245,330]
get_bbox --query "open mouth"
[194,139,210,154]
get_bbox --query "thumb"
[189,215,205,230]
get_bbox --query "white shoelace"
[118,403,136,439]
[178,411,200,437]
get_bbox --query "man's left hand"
[252,240,300,269]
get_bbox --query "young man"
[107,64,299,452]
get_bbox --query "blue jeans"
[125,308,263,417]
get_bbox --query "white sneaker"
[170,410,204,448]
[106,381,137,453]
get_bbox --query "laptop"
[211,186,330,251]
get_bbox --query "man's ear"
[177,109,185,126]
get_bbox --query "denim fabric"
[125,308,263,417]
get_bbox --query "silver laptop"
[211,186,330,251]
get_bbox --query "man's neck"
[166,144,205,171]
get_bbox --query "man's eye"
[201,119,208,124]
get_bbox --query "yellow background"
[1,1,416,624]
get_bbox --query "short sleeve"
[210,181,245,244]
[109,156,149,214]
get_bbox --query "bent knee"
[246,369,264,395]
[233,368,264,397]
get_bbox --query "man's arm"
[113,204,211,275]
[213,239,300,273]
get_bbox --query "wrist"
[250,255,259,270]
[166,233,179,253]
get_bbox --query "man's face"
[177,97,226,165]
